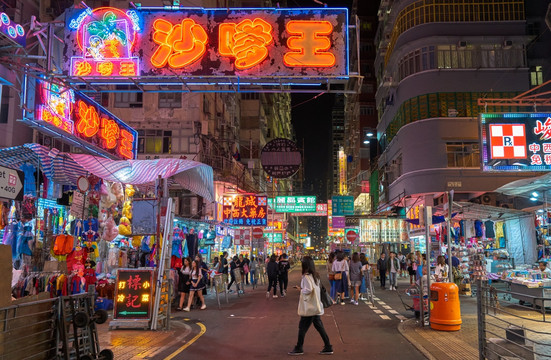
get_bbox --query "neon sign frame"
[34,80,138,160]
[64,6,348,79]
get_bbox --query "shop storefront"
[1,144,214,301]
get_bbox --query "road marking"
[388,310,399,314]
[379,315,391,320]
[383,305,392,309]
[396,315,407,321]
[373,309,383,314]
[164,321,207,360]
[377,301,386,305]
[368,305,377,309]
[373,297,379,300]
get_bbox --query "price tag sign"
[114,269,154,320]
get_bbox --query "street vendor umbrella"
[69,154,214,202]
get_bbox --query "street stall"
[0,143,214,307]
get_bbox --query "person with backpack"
[288,256,333,356]
[278,253,291,297]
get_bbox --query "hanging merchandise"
[186,229,197,260]
[118,216,132,236]
[66,244,87,273]
[21,195,36,221]
[125,184,135,198]
[53,234,75,256]
[19,163,36,197]
[102,215,119,241]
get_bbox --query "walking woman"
[349,252,362,305]
[288,256,333,356]
[183,260,206,311]
[266,254,279,298]
[176,257,192,310]
[326,252,336,301]
[332,251,349,305]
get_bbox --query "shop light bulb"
[530,197,538,201]
[532,192,539,197]
[366,132,374,137]
[363,140,370,144]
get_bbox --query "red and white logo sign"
[489,124,526,159]
[346,230,357,243]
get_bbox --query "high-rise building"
[373,0,544,211]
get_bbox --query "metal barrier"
[0,297,57,360]
[477,280,551,360]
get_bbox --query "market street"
[100,265,426,359]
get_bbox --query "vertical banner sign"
[64,7,348,78]
[480,113,551,171]
[222,195,267,226]
[338,148,347,195]
[114,269,153,320]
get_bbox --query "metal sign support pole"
[424,205,432,326]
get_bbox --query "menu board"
[114,269,154,320]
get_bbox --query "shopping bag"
[320,284,333,308]
[334,272,342,280]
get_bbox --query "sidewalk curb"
[397,319,437,360]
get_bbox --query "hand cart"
[56,293,112,360]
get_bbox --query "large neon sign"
[34,80,138,160]
[65,7,348,77]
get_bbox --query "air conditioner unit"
[457,41,467,49]
[503,40,513,49]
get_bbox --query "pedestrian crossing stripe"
[388,310,398,314]
[379,315,391,320]
[373,309,383,314]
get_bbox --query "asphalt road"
[154,264,427,360]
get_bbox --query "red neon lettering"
[74,61,93,76]
[151,19,208,69]
[119,129,135,160]
[100,117,120,149]
[219,18,272,70]
[76,101,100,137]
[96,61,114,76]
[284,20,335,67]
[119,61,137,76]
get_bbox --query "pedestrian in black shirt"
[266,254,279,298]
[278,253,291,297]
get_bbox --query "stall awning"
[494,173,551,198]
[0,144,214,202]
[449,202,532,221]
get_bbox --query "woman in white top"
[288,256,333,356]
[331,251,349,305]
[435,255,449,282]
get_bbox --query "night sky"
[291,93,335,199]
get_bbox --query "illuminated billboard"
[275,196,316,212]
[480,113,551,171]
[64,7,348,78]
[222,195,268,226]
[33,80,138,160]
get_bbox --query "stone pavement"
[397,282,551,360]
[398,294,479,360]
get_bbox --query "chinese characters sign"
[332,196,354,216]
[266,232,283,243]
[274,196,316,212]
[114,269,153,320]
[34,80,138,160]
[222,195,268,226]
[291,203,328,216]
[480,113,551,171]
[65,7,348,77]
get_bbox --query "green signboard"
[274,196,316,212]
[265,232,283,243]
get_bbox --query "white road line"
[373,309,383,314]
[379,315,391,320]
[368,305,377,310]
[396,315,407,320]
[372,297,379,300]
[388,310,399,314]
[377,301,386,305]
[383,305,392,309]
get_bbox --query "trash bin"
[429,282,462,331]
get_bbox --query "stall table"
[504,280,551,307]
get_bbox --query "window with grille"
[114,85,143,108]
[446,142,480,168]
[137,130,172,154]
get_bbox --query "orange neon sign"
[67,8,348,76]
[151,18,208,69]
[76,101,100,138]
[219,18,273,70]
[284,21,335,67]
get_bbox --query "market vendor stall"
[501,267,551,307]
